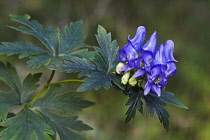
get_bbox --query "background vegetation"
[0,0,209,139]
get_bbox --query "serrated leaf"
[95,25,119,73]
[31,85,95,113]
[0,61,21,95]
[0,109,54,140]
[0,14,92,68]
[0,91,20,120]
[0,42,48,58]
[0,61,43,104]
[58,20,90,55]
[9,14,57,53]
[50,25,123,92]
[77,72,119,92]
[48,57,97,78]
[37,110,92,140]
[125,94,143,123]
[143,94,170,131]
[160,91,188,109]
[63,49,96,61]
[21,73,42,104]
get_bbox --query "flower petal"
[142,31,157,54]
[165,62,177,78]
[119,63,133,73]
[128,26,146,52]
[163,40,178,62]
[153,44,166,66]
[119,43,138,62]
[151,84,161,97]
[141,51,153,72]
[149,65,161,82]
[133,68,146,78]
[144,82,151,95]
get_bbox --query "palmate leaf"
[125,93,143,123]
[0,109,54,140]
[49,25,122,92]
[143,94,170,131]
[0,91,20,121]
[0,14,92,68]
[21,73,42,104]
[37,110,92,140]
[0,61,21,96]
[31,85,95,113]
[0,61,42,120]
[31,84,94,140]
[160,91,188,109]
[125,91,187,131]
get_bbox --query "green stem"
[48,79,84,86]
[24,85,48,109]
[24,77,84,109]
[24,70,55,109]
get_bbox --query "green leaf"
[125,94,143,123]
[95,25,119,73]
[0,42,48,58]
[0,61,21,95]
[143,94,170,131]
[31,85,95,113]
[160,91,188,109]
[37,110,92,140]
[9,14,57,53]
[48,57,97,78]
[0,109,54,140]
[49,25,123,92]
[0,14,91,68]
[63,49,96,61]
[0,91,20,120]
[21,73,42,104]
[77,72,118,92]
[57,20,89,55]
[0,61,42,104]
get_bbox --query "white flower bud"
[116,62,125,74]
[129,77,137,86]
[121,71,130,85]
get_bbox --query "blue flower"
[116,26,177,97]
[144,40,177,96]
[118,26,158,74]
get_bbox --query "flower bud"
[129,77,137,86]
[116,62,125,74]
[121,71,130,85]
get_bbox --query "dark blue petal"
[133,68,146,78]
[165,62,177,78]
[163,40,178,62]
[128,26,146,52]
[149,65,161,82]
[141,52,153,72]
[144,82,151,95]
[119,43,138,62]
[153,44,166,66]
[142,31,157,54]
[151,84,161,97]
[119,63,133,73]
[159,75,168,87]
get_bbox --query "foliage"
[0,14,187,139]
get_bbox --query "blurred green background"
[0,0,210,140]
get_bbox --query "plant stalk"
[24,71,84,109]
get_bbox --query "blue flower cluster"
[116,26,178,97]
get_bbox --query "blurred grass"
[0,0,210,139]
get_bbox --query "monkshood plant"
[0,14,187,140]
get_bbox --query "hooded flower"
[116,26,177,97]
[144,40,177,96]
[118,26,158,74]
